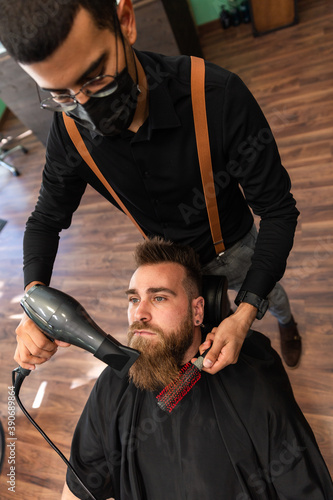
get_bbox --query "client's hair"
[134,237,202,301]
[0,0,117,63]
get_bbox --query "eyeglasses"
[37,74,118,112]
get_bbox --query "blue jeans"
[202,224,292,324]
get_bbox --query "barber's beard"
[127,311,194,391]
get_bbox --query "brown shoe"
[278,317,302,368]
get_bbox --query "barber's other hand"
[197,302,257,373]
[15,312,70,370]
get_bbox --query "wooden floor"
[0,0,332,497]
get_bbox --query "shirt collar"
[91,50,182,142]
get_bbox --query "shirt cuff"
[239,268,276,299]
[23,264,52,290]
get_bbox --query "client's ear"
[192,296,205,326]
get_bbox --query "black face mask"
[66,67,141,137]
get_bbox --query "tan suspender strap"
[190,56,225,254]
[62,112,148,240]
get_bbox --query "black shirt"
[66,331,333,500]
[23,51,299,296]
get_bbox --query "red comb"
[156,349,209,413]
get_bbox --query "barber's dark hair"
[134,237,202,301]
[0,0,117,63]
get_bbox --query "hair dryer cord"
[12,367,98,500]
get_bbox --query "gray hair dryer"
[20,285,140,377]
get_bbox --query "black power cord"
[12,367,98,500]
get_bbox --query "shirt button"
[143,171,150,179]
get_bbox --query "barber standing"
[0,0,301,372]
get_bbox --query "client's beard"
[127,310,194,391]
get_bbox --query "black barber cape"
[66,331,333,499]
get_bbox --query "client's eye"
[154,296,166,302]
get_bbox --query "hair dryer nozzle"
[94,340,140,378]
[20,285,140,377]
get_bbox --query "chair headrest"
[202,275,229,332]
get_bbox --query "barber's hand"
[15,281,70,370]
[196,302,257,373]
[15,312,71,370]
[14,312,70,370]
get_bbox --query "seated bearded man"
[63,238,333,500]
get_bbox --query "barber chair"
[202,275,230,336]
[0,130,30,176]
